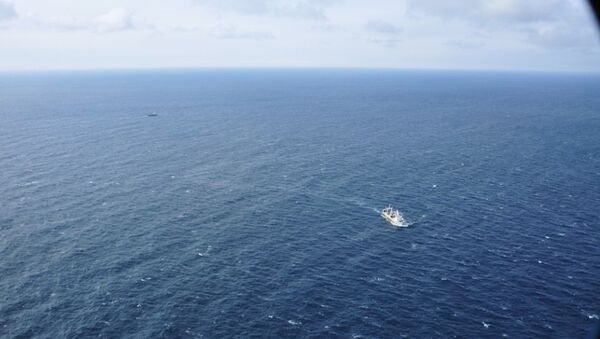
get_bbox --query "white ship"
[381,206,408,227]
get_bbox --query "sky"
[0,0,599,72]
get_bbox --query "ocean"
[1,69,599,338]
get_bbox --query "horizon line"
[1,66,599,76]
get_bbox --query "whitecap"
[18,180,39,187]
[482,321,490,329]
[287,320,301,325]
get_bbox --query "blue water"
[1,69,599,338]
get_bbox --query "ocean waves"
[1,70,599,338]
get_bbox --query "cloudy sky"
[1,0,599,72]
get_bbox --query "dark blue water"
[1,69,599,338]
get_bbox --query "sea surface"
[1,69,599,338]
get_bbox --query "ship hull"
[381,212,408,227]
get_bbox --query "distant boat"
[147,112,158,117]
[381,206,408,227]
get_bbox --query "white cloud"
[195,0,340,20]
[406,0,565,24]
[0,0,16,21]
[365,20,402,47]
[93,8,133,33]
[210,25,274,40]
[445,40,485,49]
[405,0,598,51]
[525,23,594,50]
[10,7,138,33]
[365,20,402,35]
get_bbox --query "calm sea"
[1,69,599,338]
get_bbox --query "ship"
[381,206,408,227]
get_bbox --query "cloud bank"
[0,0,598,72]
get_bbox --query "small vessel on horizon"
[381,206,408,227]
[147,112,158,117]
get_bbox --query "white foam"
[288,320,301,325]
[482,322,490,329]
[18,180,39,187]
